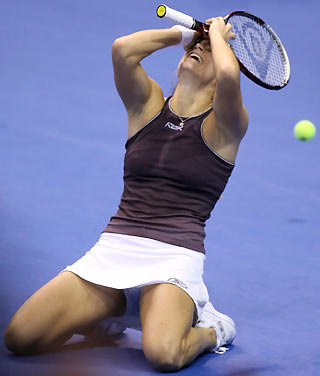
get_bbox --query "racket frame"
[156,5,291,90]
[225,11,291,90]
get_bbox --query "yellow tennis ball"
[294,120,316,141]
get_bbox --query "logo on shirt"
[164,122,184,131]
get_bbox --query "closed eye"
[186,37,204,51]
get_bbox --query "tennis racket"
[156,4,290,90]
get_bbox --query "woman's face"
[177,39,215,84]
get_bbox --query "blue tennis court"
[1,1,319,375]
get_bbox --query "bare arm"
[207,18,249,141]
[112,28,183,117]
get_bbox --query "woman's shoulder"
[127,85,166,139]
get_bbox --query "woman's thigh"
[4,271,126,353]
[140,283,195,364]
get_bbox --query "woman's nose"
[194,43,204,52]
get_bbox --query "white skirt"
[63,233,209,329]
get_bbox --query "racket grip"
[157,4,209,38]
[157,4,195,29]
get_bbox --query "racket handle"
[156,4,208,35]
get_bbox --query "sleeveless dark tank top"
[104,97,234,254]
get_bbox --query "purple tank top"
[104,97,234,254]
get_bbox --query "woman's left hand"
[205,17,236,43]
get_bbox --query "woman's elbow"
[112,37,129,60]
[216,63,240,84]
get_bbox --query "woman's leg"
[140,283,216,372]
[4,271,126,354]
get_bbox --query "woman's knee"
[4,319,38,354]
[4,316,72,355]
[143,335,185,372]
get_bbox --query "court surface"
[1,1,320,375]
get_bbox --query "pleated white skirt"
[63,232,209,329]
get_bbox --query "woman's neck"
[170,82,213,117]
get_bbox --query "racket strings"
[228,15,288,87]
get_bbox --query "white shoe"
[80,320,127,341]
[196,301,236,354]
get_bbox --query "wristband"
[172,25,195,47]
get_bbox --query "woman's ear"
[170,69,179,95]
[176,60,182,77]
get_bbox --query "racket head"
[225,11,290,90]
